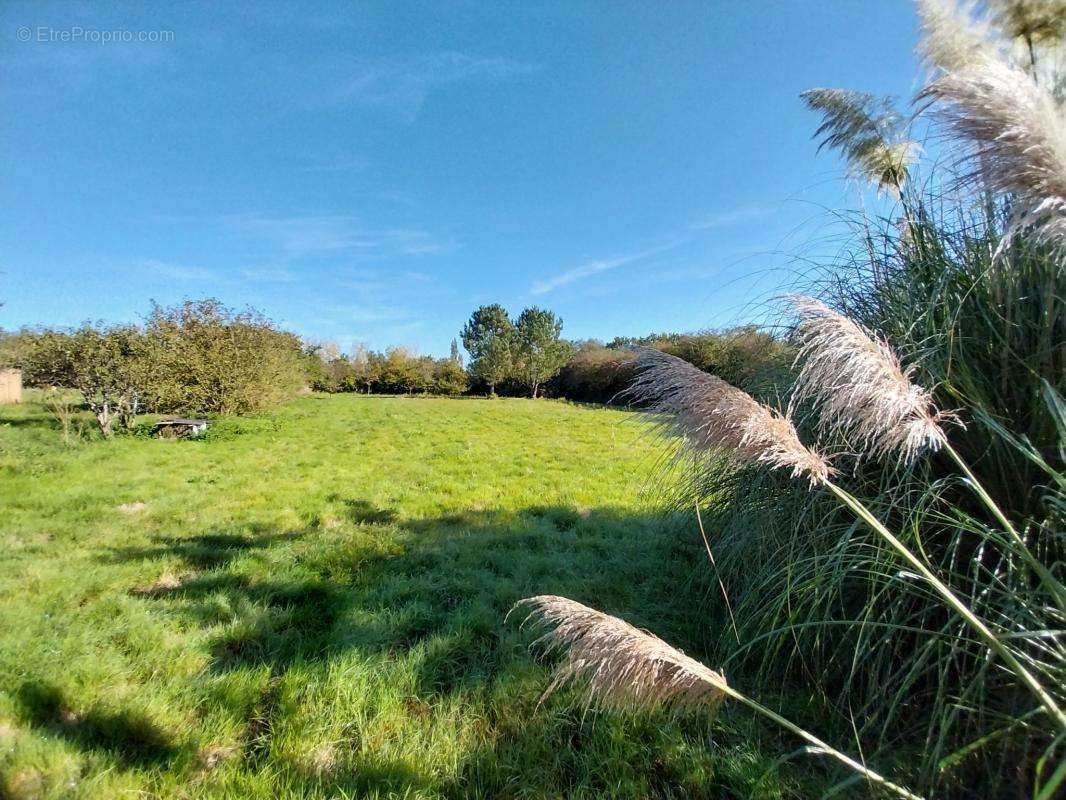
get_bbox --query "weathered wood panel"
[0,369,21,404]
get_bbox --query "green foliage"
[459,304,575,398]
[551,342,637,404]
[460,304,512,361]
[431,358,469,395]
[18,300,307,421]
[142,299,306,415]
[21,324,149,436]
[514,307,573,398]
[372,347,423,394]
[461,304,516,396]
[0,328,34,369]
[614,327,794,400]
[550,329,793,405]
[308,344,468,397]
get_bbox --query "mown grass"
[0,393,827,799]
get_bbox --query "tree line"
[1,296,794,436]
[305,343,468,396]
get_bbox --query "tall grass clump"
[510,2,1065,796]
[700,2,1066,795]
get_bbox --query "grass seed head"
[917,0,998,73]
[920,58,1066,252]
[630,348,831,484]
[513,595,728,712]
[789,295,950,462]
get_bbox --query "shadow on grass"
[103,503,749,796]
[331,496,398,525]
[15,682,179,767]
[0,414,69,430]
[104,526,305,570]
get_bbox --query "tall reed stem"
[695,503,740,644]
[942,441,1066,608]
[824,480,1066,732]
[715,680,924,800]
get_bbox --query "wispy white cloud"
[239,266,298,283]
[530,240,685,296]
[688,203,773,231]
[321,52,537,118]
[144,259,216,282]
[531,204,777,295]
[224,214,454,259]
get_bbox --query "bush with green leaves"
[18,300,308,423]
[550,341,637,403]
[141,299,306,415]
[431,358,469,395]
[551,329,793,405]
[20,324,148,437]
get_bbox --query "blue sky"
[1,1,923,356]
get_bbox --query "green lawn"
[0,393,813,799]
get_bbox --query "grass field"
[0,393,818,799]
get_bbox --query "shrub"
[551,329,793,405]
[611,326,794,398]
[549,342,636,403]
[142,299,306,415]
[19,300,307,421]
[678,7,1066,795]
[21,325,148,436]
[431,359,468,395]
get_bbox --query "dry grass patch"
[131,571,189,597]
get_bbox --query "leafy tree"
[514,307,572,398]
[349,344,373,393]
[24,325,147,437]
[461,304,515,396]
[432,358,468,395]
[365,350,387,394]
[378,347,422,394]
[475,334,515,397]
[142,299,305,415]
[306,340,351,392]
[0,329,34,369]
[449,338,463,368]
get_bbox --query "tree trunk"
[95,402,114,438]
[488,382,496,397]
[119,394,140,430]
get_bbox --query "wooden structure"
[0,369,21,404]
[153,418,209,438]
